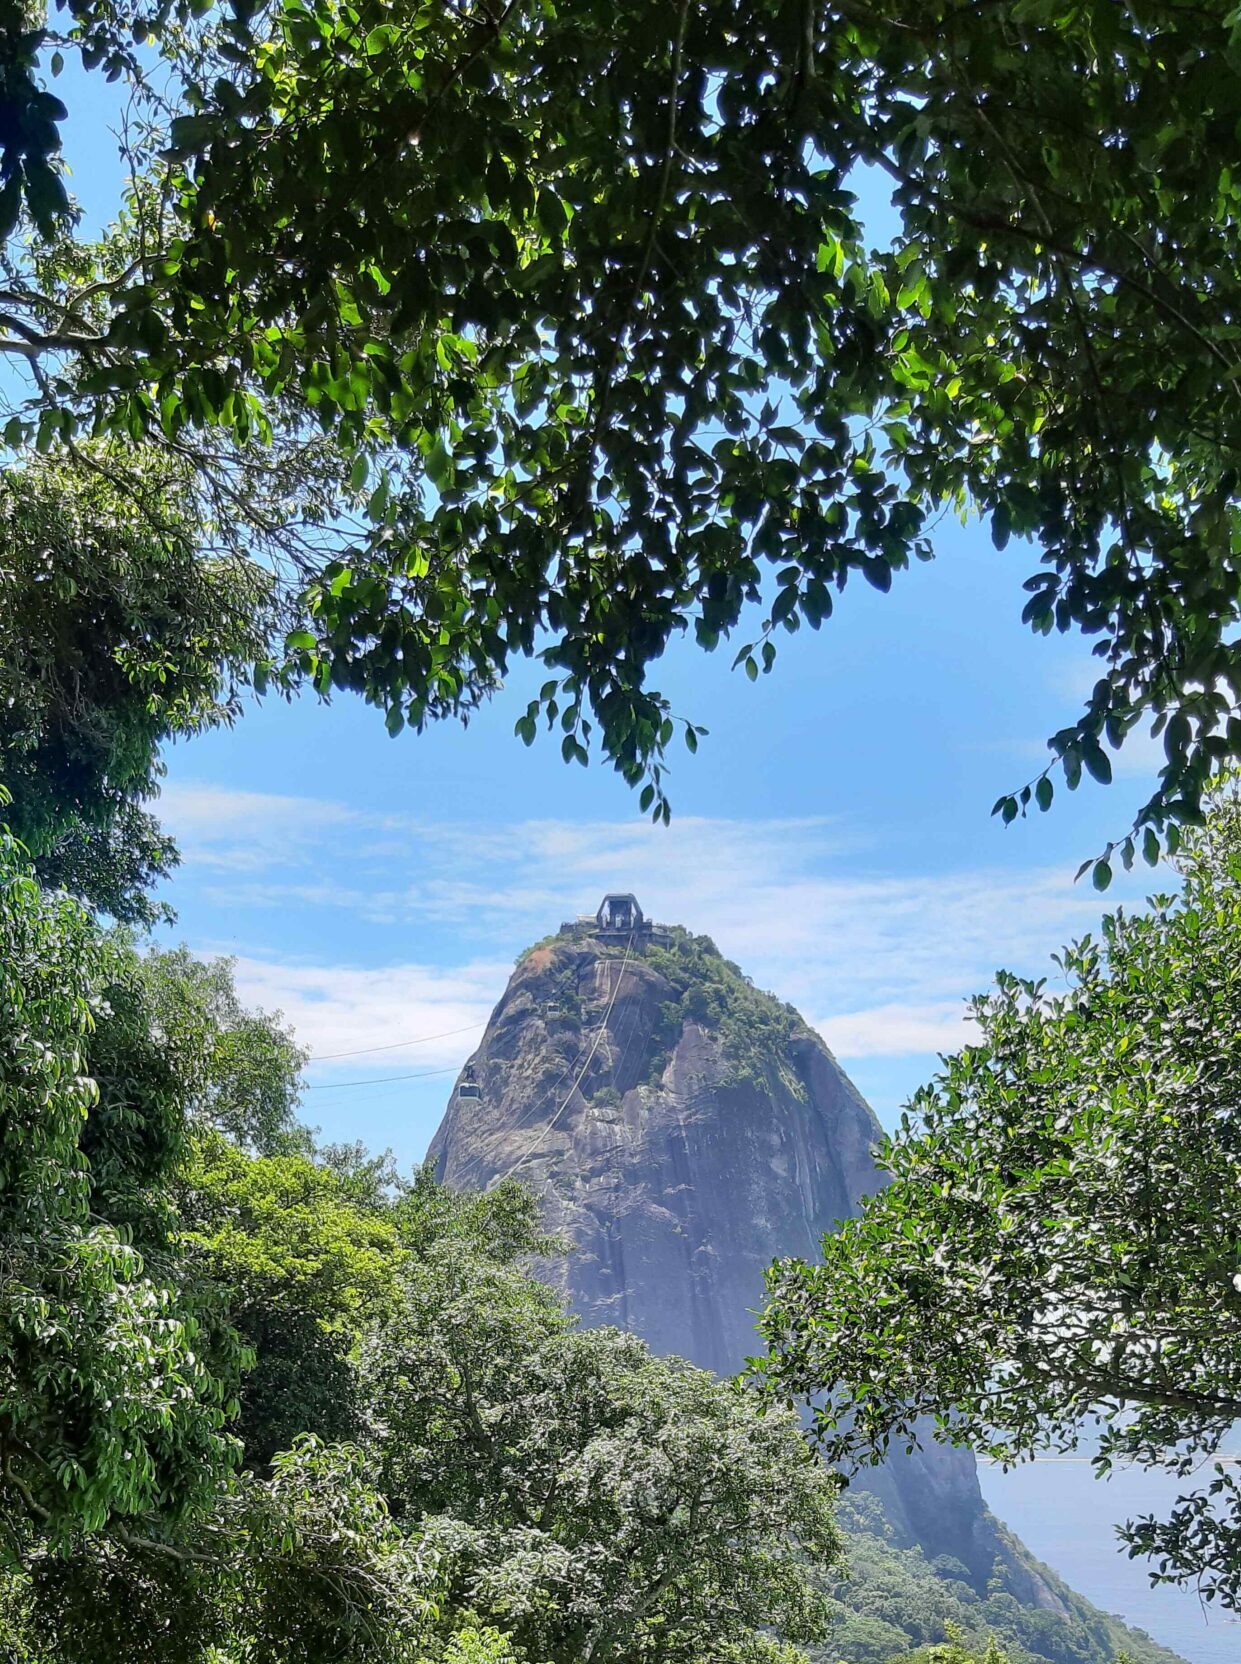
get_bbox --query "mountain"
[428,899,1184,1664]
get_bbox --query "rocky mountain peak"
[428,900,1184,1664]
[432,912,983,1551]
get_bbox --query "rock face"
[429,913,1182,1662]
[432,923,1002,1571]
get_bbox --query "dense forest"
[5,0,1241,1659]
[1,872,845,1661]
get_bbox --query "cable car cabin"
[456,1063,482,1102]
[596,893,644,936]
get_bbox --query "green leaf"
[166,114,218,154]
[1083,739,1113,784]
[425,437,452,490]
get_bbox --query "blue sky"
[47,48,1168,1167]
[152,530,1162,1164]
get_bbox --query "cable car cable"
[499,932,636,1187]
[308,1019,486,1062]
[303,1062,462,1091]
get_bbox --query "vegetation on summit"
[644,929,811,1090]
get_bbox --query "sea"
[978,1462,1239,1664]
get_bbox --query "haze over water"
[980,1464,1238,1664]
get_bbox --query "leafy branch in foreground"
[757,781,1241,1609]
[2,2,1241,846]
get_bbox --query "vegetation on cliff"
[638,928,810,1091]
[821,1497,1178,1664]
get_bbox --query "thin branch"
[869,148,1234,375]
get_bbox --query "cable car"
[456,1063,482,1102]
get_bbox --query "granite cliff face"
[429,910,1183,1664]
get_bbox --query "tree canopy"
[0,458,275,922]
[365,1231,840,1664]
[2,0,1241,856]
[757,783,1241,1610]
[0,852,844,1662]
[0,828,242,1544]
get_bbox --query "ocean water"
[978,1462,1239,1664]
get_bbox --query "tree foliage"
[885,1625,1012,1664]
[819,1494,1168,1664]
[139,948,307,1155]
[3,1,1241,848]
[181,1134,402,1466]
[0,833,441,1661]
[12,1437,440,1664]
[365,1236,840,1664]
[0,460,275,922]
[0,825,242,1543]
[758,783,1241,1610]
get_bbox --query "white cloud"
[228,954,508,1077]
[817,1001,981,1059]
[158,782,371,872]
[166,782,1158,1072]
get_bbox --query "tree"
[757,783,1241,1609]
[181,1134,403,1466]
[4,1084,843,1664]
[138,948,307,1155]
[0,459,276,923]
[884,1627,1012,1664]
[364,1234,841,1664]
[9,1438,441,1664]
[2,2,1241,852]
[181,1146,842,1664]
[0,824,240,1543]
[0,854,438,1664]
[1,934,427,1664]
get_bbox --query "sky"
[45,48,1171,1167]
[151,540,1164,1164]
